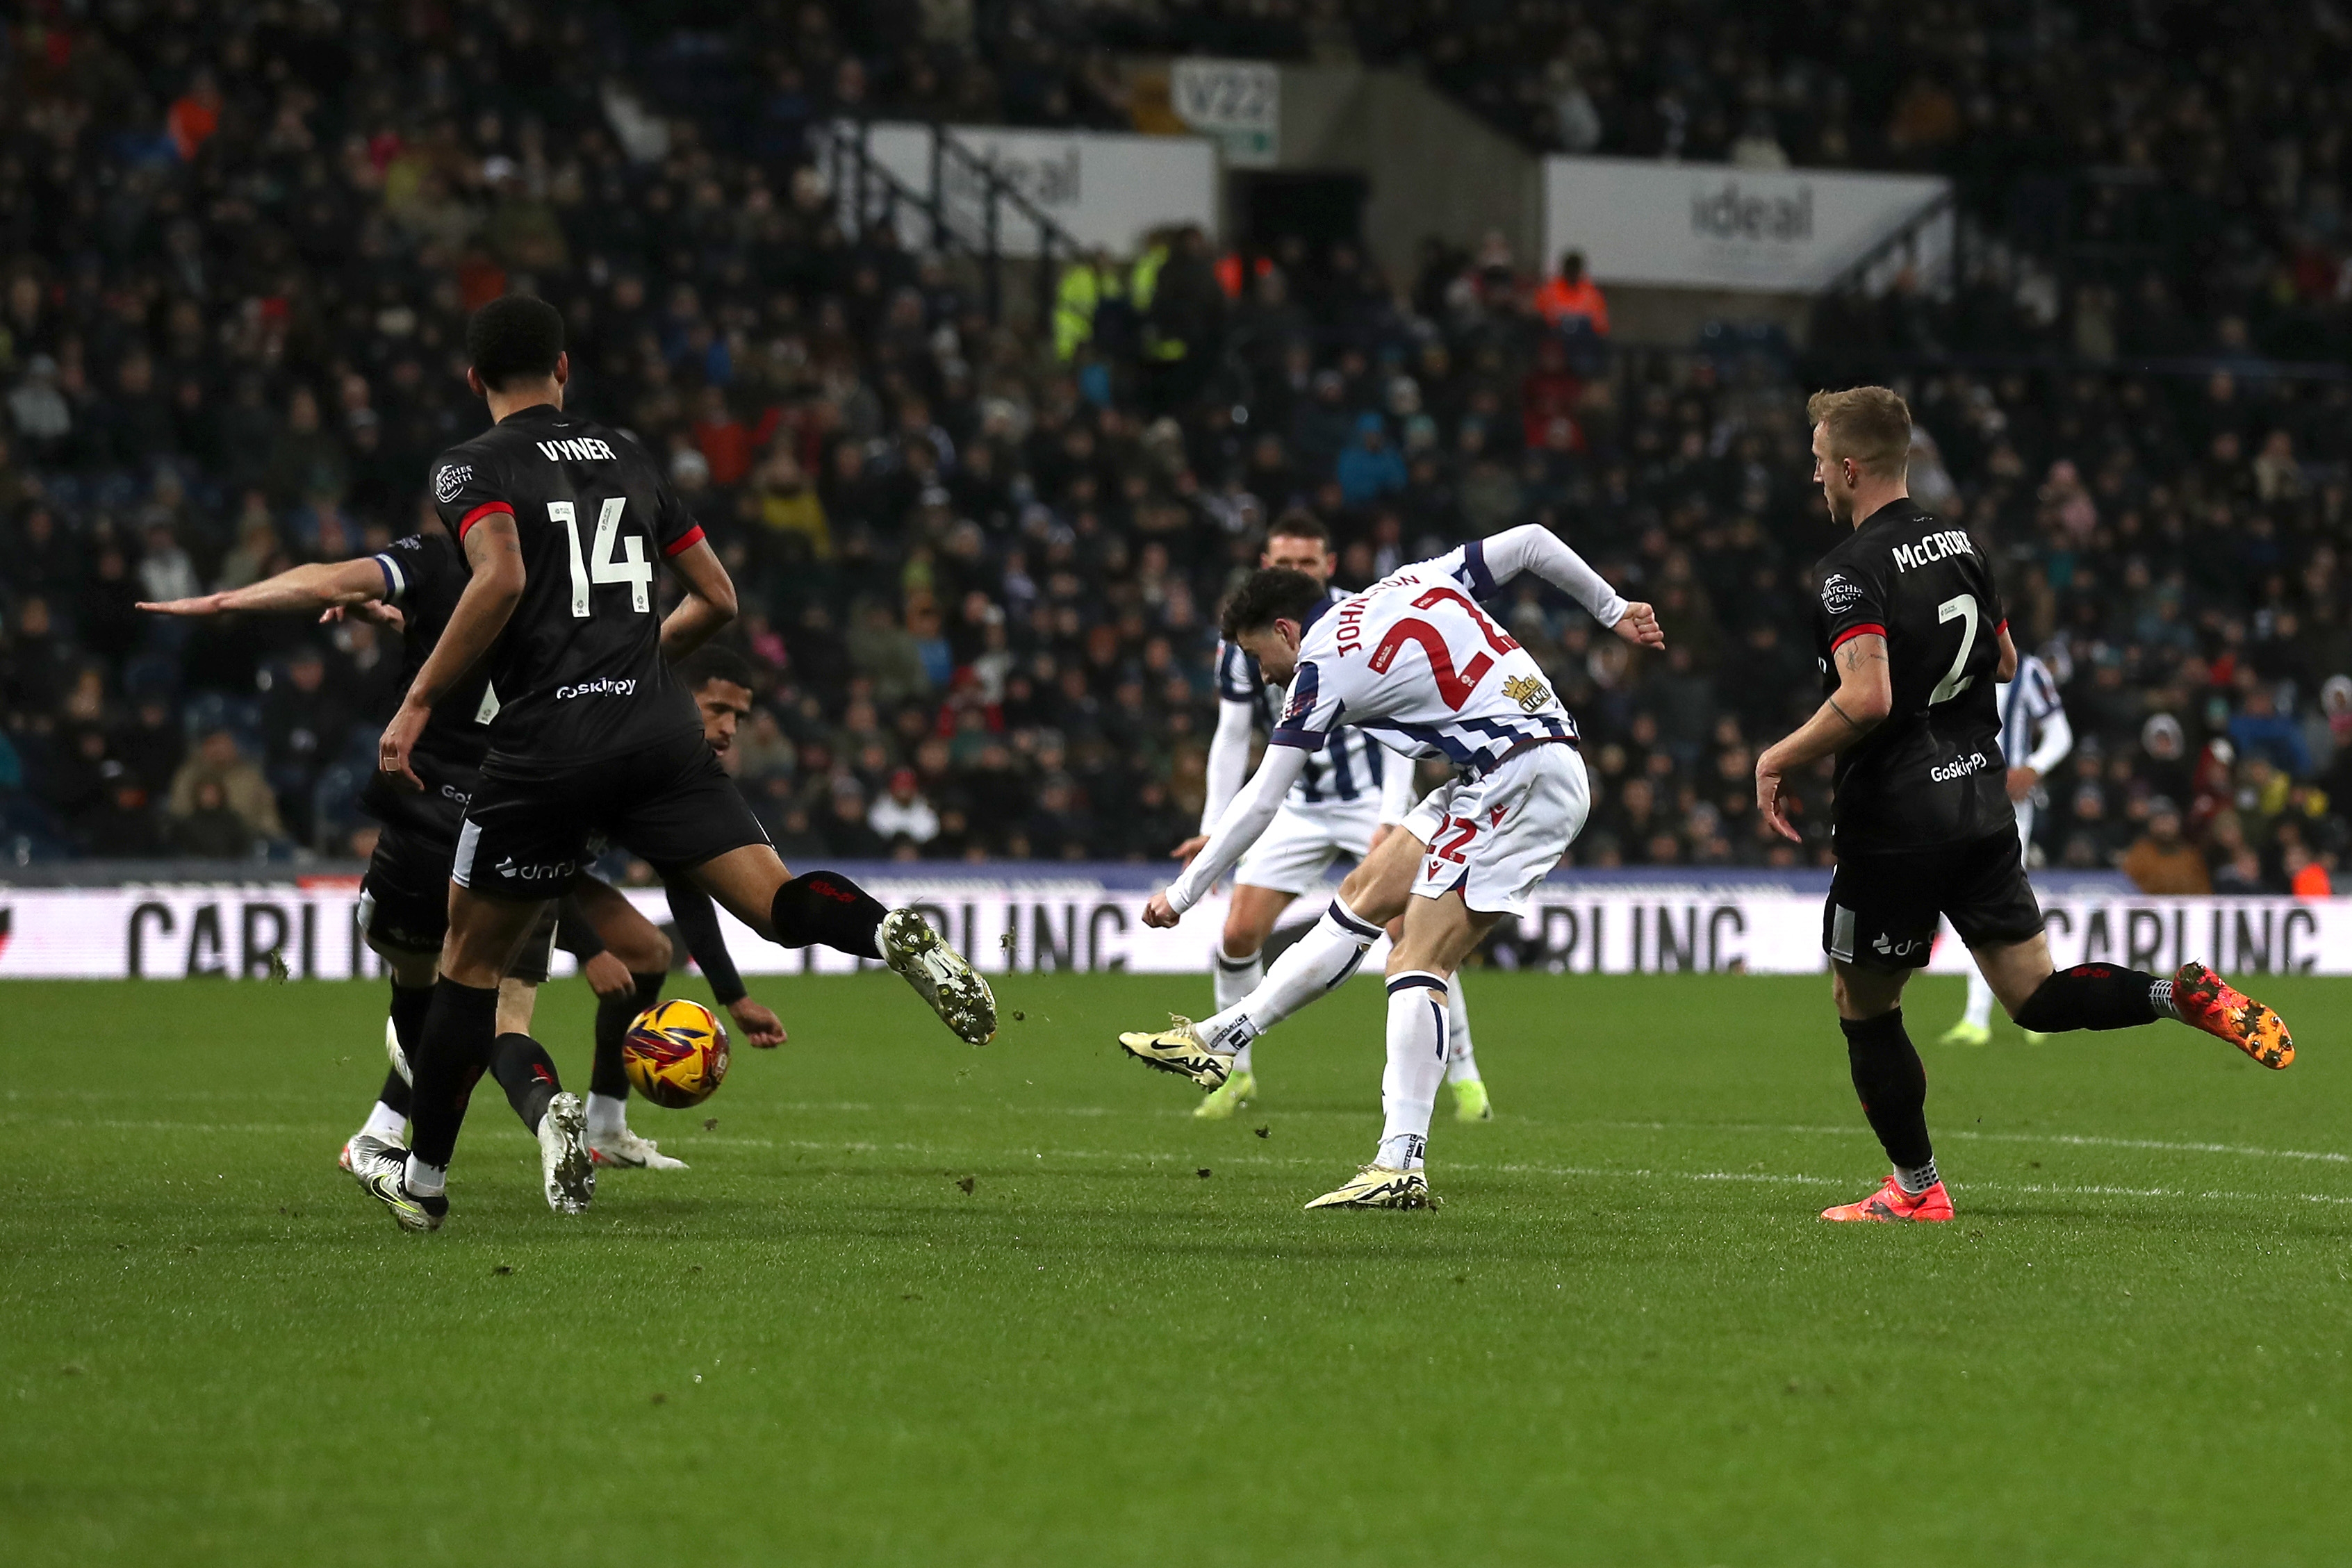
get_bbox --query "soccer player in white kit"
[1939,652,2072,1046]
[1174,513,1492,1121]
[1121,524,1663,1208]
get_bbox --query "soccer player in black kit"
[368,295,994,1231]
[1755,387,2293,1223]
[138,530,789,1192]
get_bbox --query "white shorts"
[1401,743,1590,918]
[1232,797,1384,896]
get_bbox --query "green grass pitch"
[3,970,2347,1566]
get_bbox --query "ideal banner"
[1,878,2346,981]
[1541,155,1950,292]
[851,122,1219,257]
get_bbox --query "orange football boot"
[1821,1175,1955,1223]
[2173,962,2294,1069]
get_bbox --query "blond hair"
[1807,386,1912,477]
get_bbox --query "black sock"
[1841,1009,1932,1171]
[593,971,668,1101]
[768,871,885,958]
[409,978,498,1171]
[491,1030,561,1132]
[379,981,433,1119]
[2012,964,2162,1033]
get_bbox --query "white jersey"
[1212,585,1392,811]
[1998,655,2066,772]
[1269,538,1586,777]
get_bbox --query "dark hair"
[1265,509,1329,547]
[1221,567,1326,641]
[466,295,565,392]
[675,643,753,693]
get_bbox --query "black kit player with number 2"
[356,295,997,1234]
[1754,385,2294,1225]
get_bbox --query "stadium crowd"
[0,1,2347,897]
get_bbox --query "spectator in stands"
[166,732,285,845]
[870,767,941,850]
[169,779,254,859]
[2122,800,2212,895]
[1536,251,1609,337]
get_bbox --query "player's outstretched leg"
[1308,971,1448,1210]
[488,1030,593,1214]
[1998,955,2294,1068]
[1941,967,1996,1048]
[1821,989,1952,1223]
[1444,981,1491,1121]
[342,975,433,1182]
[1121,895,1383,1087]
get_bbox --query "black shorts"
[1823,830,2046,973]
[358,822,560,983]
[454,732,768,903]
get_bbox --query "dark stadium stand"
[1,1,2346,895]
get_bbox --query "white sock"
[1442,982,1479,1084]
[586,1091,628,1139]
[361,1100,407,1144]
[1197,896,1381,1055]
[1962,966,1995,1030]
[1232,1041,1253,1075]
[1213,942,1265,1012]
[1379,971,1450,1169]
[402,1155,447,1196]
[2149,977,2178,1018]
[1895,1157,1940,1195]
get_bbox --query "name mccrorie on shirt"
[1890,529,1975,571]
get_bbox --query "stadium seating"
[0,1,2344,896]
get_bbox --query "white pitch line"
[1596,1120,2352,1166]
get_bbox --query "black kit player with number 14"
[363,295,996,1234]
[1756,386,2294,1227]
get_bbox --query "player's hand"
[1755,747,1802,843]
[322,600,406,631]
[581,950,634,999]
[377,701,428,793]
[728,997,787,1048]
[137,593,229,617]
[1142,891,1181,929]
[2006,766,2039,803]
[1169,834,1210,866]
[1369,823,1397,853]
[1612,601,1665,650]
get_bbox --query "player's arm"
[1146,744,1311,927]
[1471,523,1663,649]
[658,537,738,661]
[663,877,784,1047]
[378,514,525,791]
[2011,661,2071,802]
[1754,631,1893,841]
[555,891,635,999]
[1994,622,2018,682]
[1172,693,1256,865]
[139,557,388,618]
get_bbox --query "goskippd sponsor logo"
[1930,750,1989,783]
[554,677,636,700]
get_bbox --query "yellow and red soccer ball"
[622,998,730,1108]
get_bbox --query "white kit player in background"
[1120,523,1663,1209]
[1941,650,2072,1046]
[1174,515,1492,1123]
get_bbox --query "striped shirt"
[1215,585,1389,807]
[1999,654,2064,769]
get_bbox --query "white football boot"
[339,1130,406,1182]
[385,1014,412,1085]
[538,1092,595,1214]
[880,909,997,1044]
[589,1127,687,1170]
[1304,1165,1439,1211]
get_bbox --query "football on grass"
[623,999,730,1108]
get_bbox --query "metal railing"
[810,118,1085,327]
[1823,186,1959,299]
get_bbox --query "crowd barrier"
[0,865,2341,980]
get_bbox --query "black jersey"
[356,528,497,836]
[1811,499,2012,852]
[429,403,705,775]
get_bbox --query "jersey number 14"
[550,498,651,617]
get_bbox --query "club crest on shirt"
[1820,572,1861,614]
[1502,673,1552,713]
[434,463,471,504]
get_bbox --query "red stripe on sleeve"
[1996,618,2009,636]
[457,500,514,538]
[1829,622,1886,652]
[661,525,706,558]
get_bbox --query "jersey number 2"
[1930,593,1979,704]
[551,498,651,618]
